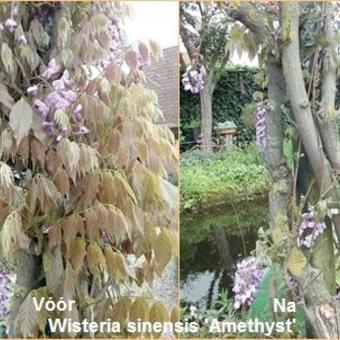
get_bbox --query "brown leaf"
[46,149,60,175]
[77,173,99,209]
[67,238,86,274]
[86,242,106,276]
[0,128,14,160]
[54,168,70,196]
[124,50,138,72]
[138,42,150,64]
[48,225,61,250]
[61,215,85,253]
[86,79,99,96]
[18,136,30,167]
[111,297,131,326]
[31,138,46,171]
[98,171,116,205]
[105,62,121,85]
[84,210,100,242]
[104,246,133,283]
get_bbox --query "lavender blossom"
[27,85,38,96]
[297,209,326,248]
[4,18,17,32]
[74,126,90,136]
[17,34,27,45]
[232,257,266,310]
[182,65,207,94]
[255,101,268,152]
[42,121,55,135]
[0,267,14,320]
[33,99,49,118]
[287,273,302,301]
[45,91,72,111]
[42,58,61,79]
[73,104,83,121]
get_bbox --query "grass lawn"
[180,144,270,215]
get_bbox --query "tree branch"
[318,3,340,171]
[228,3,269,43]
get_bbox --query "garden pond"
[180,200,268,312]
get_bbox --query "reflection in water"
[181,203,268,312]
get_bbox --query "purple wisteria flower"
[232,257,266,310]
[17,34,27,45]
[33,99,49,118]
[297,209,326,248]
[4,18,17,32]
[42,58,61,79]
[27,85,38,96]
[182,65,207,94]
[0,267,14,320]
[73,104,83,122]
[255,101,268,152]
[287,273,302,301]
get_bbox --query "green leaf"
[248,264,307,338]
[0,82,14,109]
[1,43,14,75]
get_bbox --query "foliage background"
[180,66,261,148]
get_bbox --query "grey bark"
[281,2,340,239]
[8,250,39,337]
[200,71,214,153]
[319,4,340,171]
[264,57,292,237]
[281,3,340,337]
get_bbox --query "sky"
[124,2,178,49]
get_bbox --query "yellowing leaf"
[67,238,86,274]
[104,246,134,283]
[154,231,172,274]
[149,301,169,338]
[57,138,80,176]
[9,97,33,146]
[54,109,70,131]
[129,297,149,323]
[287,246,307,278]
[112,296,131,326]
[87,242,106,276]
[1,211,30,260]
[149,40,163,61]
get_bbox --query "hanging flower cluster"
[255,101,268,152]
[232,257,266,310]
[30,64,87,142]
[287,273,302,301]
[0,267,14,321]
[182,65,207,94]
[297,209,326,248]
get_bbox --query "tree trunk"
[200,71,214,153]
[318,3,340,171]
[281,3,340,337]
[8,250,39,337]
[264,57,292,242]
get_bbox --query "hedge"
[180,66,261,149]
